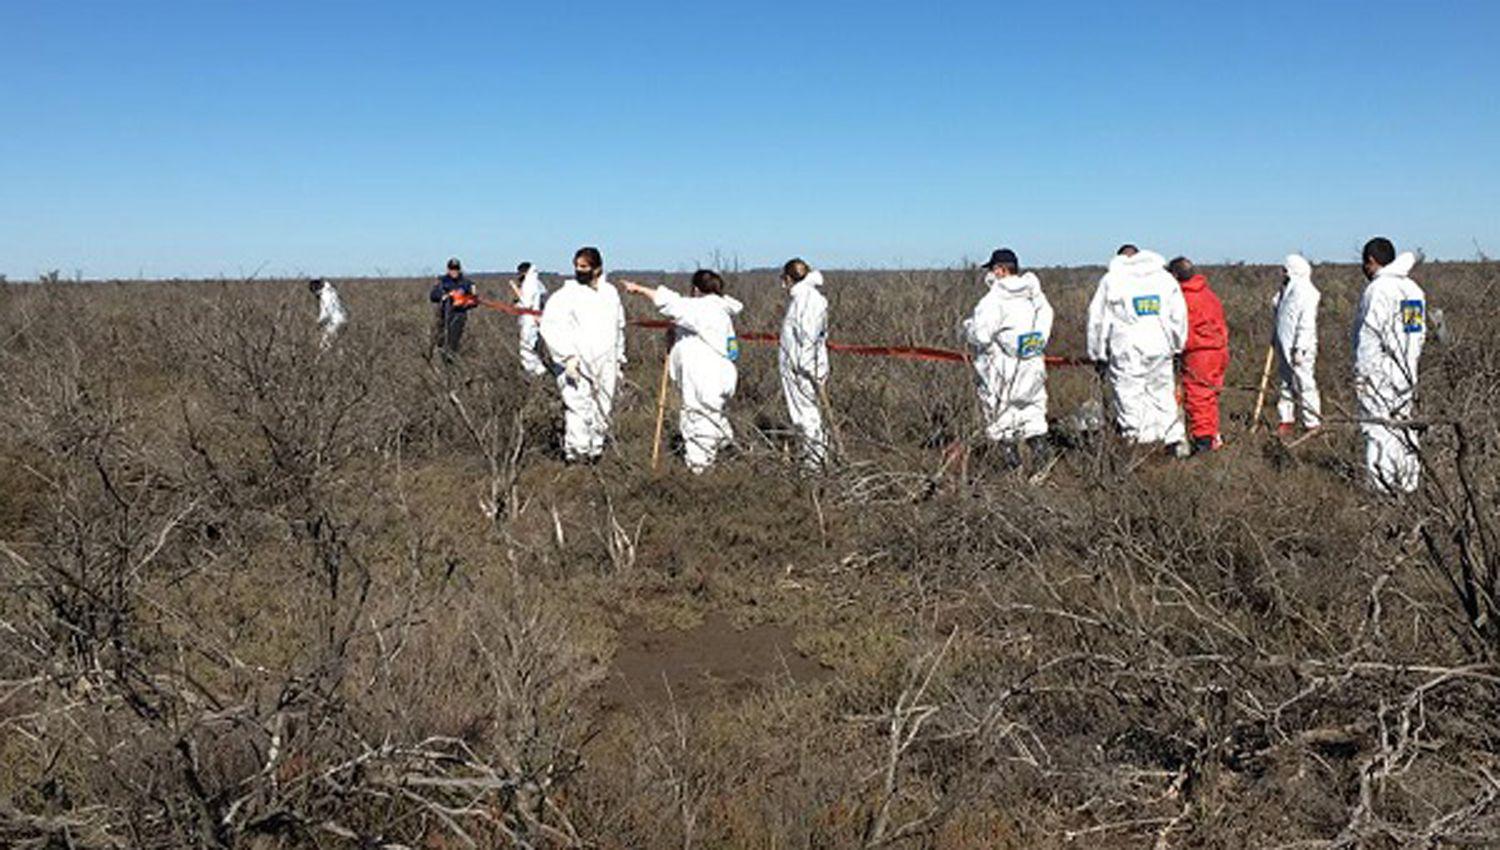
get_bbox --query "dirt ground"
[608,612,831,708]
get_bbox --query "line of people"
[306,236,1428,495]
[530,247,830,473]
[974,237,1424,494]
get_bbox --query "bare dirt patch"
[607,612,831,708]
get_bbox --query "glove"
[564,357,581,382]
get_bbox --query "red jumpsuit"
[1179,274,1229,444]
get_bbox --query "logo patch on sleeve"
[726,336,741,362]
[1132,295,1161,316]
[1400,300,1425,334]
[1017,331,1045,359]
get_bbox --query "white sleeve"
[1277,292,1297,349]
[652,288,705,334]
[964,296,1000,348]
[1086,279,1110,362]
[811,296,829,380]
[1164,281,1189,354]
[540,297,577,361]
[1036,294,1055,348]
[615,294,628,364]
[786,292,828,379]
[1296,289,1319,356]
[520,278,542,310]
[1351,287,1372,370]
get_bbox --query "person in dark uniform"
[430,257,478,361]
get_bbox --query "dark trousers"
[432,307,468,357]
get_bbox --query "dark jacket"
[430,274,477,310]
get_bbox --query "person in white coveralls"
[539,246,627,464]
[962,248,1055,470]
[778,258,830,470]
[1352,236,1427,494]
[1086,245,1189,453]
[1273,254,1322,436]
[510,261,549,377]
[308,277,347,350]
[623,270,743,473]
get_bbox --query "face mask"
[576,269,594,283]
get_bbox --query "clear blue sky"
[2,1,1497,279]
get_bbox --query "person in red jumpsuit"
[1168,257,1229,453]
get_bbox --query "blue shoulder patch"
[1400,300,1424,334]
[726,336,741,361]
[1017,331,1045,359]
[1133,295,1161,316]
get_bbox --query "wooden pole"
[1250,344,1276,434]
[650,346,672,471]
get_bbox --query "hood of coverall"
[1377,251,1418,279]
[1107,249,1170,279]
[1284,254,1312,282]
[989,270,1042,299]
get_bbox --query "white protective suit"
[317,282,348,349]
[778,270,830,468]
[651,288,743,472]
[516,267,549,376]
[1274,254,1322,427]
[1086,250,1188,444]
[963,271,1054,441]
[540,274,627,462]
[1352,251,1426,494]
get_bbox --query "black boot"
[1026,435,1053,470]
[998,440,1022,470]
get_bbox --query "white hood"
[990,270,1042,298]
[1378,251,1418,279]
[801,269,825,288]
[1087,248,1188,364]
[1284,254,1312,281]
[1107,249,1169,279]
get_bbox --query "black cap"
[446,257,462,270]
[981,248,1019,270]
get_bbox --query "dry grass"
[1,260,1497,848]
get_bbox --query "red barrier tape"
[476,298,1090,368]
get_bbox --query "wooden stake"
[650,346,672,471]
[1250,344,1276,434]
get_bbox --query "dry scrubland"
[2,261,1498,849]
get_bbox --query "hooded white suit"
[1086,250,1188,444]
[651,288,743,472]
[540,274,627,462]
[1274,254,1322,428]
[964,271,1054,441]
[778,270,830,468]
[516,268,549,376]
[317,282,348,349]
[1353,252,1426,494]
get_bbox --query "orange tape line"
[476,298,1089,367]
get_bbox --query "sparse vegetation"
[2,262,1497,848]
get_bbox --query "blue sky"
[2,1,1497,279]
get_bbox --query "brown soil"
[606,612,831,709]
